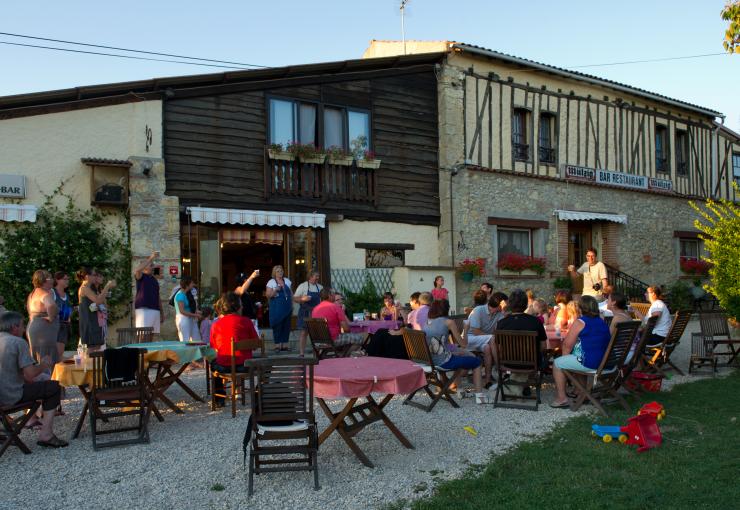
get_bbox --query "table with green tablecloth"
[124,341,216,416]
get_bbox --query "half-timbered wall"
[163,69,440,225]
[454,54,733,201]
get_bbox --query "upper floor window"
[733,152,740,187]
[655,125,669,173]
[538,113,556,164]
[675,130,689,176]
[269,98,317,148]
[268,98,370,156]
[512,108,530,162]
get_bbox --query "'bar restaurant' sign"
[563,165,672,192]
[0,174,26,198]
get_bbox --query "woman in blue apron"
[266,265,293,351]
[295,272,323,356]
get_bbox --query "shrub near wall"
[0,194,131,346]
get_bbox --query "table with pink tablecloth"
[313,357,425,468]
[349,320,402,334]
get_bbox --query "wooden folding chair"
[0,400,41,458]
[401,329,462,412]
[618,316,658,395]
[243,357,319,496]
[305,318,352,359]
[89,348,150,450]
[630,302,651,319]
[113,327,154,347]
[211,336,263,417]
[698,311,739,366]
[493,330,542,411]
[563,320,642,417]
[643,310,692,376]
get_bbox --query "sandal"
[37,435,69,448]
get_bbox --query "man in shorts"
[467,292,508,389]
[134,251,163,339]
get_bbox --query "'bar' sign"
[563,165,672,192]
[0,175,26,198]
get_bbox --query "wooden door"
[568,223,592,269]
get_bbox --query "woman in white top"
[265,265,293,351]
[293,271,323,356]
[634,286,672,348]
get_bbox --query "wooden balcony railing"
[264,150,377,206]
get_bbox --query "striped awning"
[554,209,627,224]
[0,204,37,223]
[221,230,284,245]
[187,206,325,228]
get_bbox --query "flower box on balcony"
[267,149,295,161]
[300,155,326,164]
[356,158,381,169]
[328,156,354,166]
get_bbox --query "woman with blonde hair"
[26,269,60,364]
[265,265,293,351]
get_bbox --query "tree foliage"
[722,1,740,53]
[690,187,740,320]
[0,186,131,331]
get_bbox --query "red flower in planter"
[497,254,547,275]
[679,257,711,276]
[457,257,486,277]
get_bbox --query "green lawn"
[408,371,740,510]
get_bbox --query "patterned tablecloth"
[313,357,425,399]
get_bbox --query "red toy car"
[620,414,662,453]
[637,401,666,421]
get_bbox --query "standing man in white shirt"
[568,247,608,300]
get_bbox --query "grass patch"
[410,371,740,509]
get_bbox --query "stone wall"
[128,157,181,339]
[449,168,702,310]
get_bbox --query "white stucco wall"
[0,100,162,209]
[328,219,441,268]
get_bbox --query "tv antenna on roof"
[400,0,410,55]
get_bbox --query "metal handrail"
[604,263,649,301]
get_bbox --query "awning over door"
[0,204,37,223]
[187,206,325,228]
[554,209,627,224]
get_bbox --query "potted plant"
[326,146,354,166]
[552,275,573,292]
[356,150,381,169]
[287,142,326,164]
[267,143,294,161]
[679,257,712,298]
[456,257,486,282]
[496,253,547,276]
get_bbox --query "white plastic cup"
[73,354,82,367]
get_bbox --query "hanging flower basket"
[456,258,486,280]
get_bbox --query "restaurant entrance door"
[181,225,324,325]
[567,223,592,269]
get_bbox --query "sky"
[2,0,739,131]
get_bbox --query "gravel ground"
[1,319,735,510]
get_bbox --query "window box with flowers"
[267,143,295,161]
[356,150,381,169]
[679,257,712,297]
[287,142,326,164]
[326,146,354,166]
[496,253,547,277]
[456,257,486,282]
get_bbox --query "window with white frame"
[497,228,532,257]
